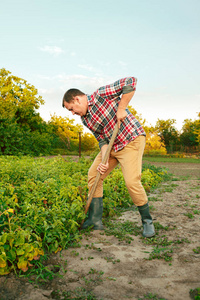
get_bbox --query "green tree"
[0,68,44,125]
[81,132,98,151]
[0,68,53,155]
[180,113,200,151]
[49,114,84,151]
[155,119,179,153]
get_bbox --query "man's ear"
[74,96,80,103]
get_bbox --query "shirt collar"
[86,94,94,106]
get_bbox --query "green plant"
[104,219,140,243]
[51,287,99,300]
[0,209,44,275]
[0,156,171,275]
[190,288,200,300]
[148,246,173,262]
[138,292,167,300]
[104,256,120,264]
[193,247,200,254]
[184,212,194,219]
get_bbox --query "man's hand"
[97,162,109,175]
[97,144,109,175]
[116,108,127,128]
[117,91,135,128]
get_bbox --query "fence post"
[79,132,81,158]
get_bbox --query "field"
[0,157,200,300]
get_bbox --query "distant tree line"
[0,69,199,156]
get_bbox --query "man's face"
[64,97,87,117]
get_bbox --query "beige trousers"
[88,135,148,206]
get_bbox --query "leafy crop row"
[0,156,170,275]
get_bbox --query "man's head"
[62,88,88,117]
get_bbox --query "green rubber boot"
[138,203,155,238]
[82,197,104,230]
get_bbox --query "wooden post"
[79,132,81,158]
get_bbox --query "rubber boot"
[138,203,155,238]
[82,197,104,230]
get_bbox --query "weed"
[170,183,179,188]
[143,233,190,262]
[148,196,163,202]
[154,221,176,231]
[163,186,173,193]
[18,255,63,284]
[173,238,190,244]
[89,268,104,276]
[190,287,200,300]
[70,250,79,257]
[87,256,94,260]
[184,212,194,219]
[104,256,120,264]
[104,219,141,243]
[106,276,117,281]
[83,268,104,286]
[84,243,102,252]
[143,236,173,247]
[148,246,173,262]
[51,287,99,300]
[193,247,200,254]
[138,292,167,299]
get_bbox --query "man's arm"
[97,144,109,174]
[117,91,135,128]
[97,77,137,100]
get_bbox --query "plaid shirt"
[81,77,145,152]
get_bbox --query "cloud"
[118,61,127,67]
[58,74,115,93]
[39,45,65,56]
[36,73,118,94]
[78,64,95,72]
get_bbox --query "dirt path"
[0,163,200,300]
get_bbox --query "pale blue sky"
[1,0,200,131]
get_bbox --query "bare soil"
[0,162,200,300]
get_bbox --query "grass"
[51,288,99,300]
[103,219,141,243]
[143,156,200,163]
[18,254,64,284]
[138,293,167,300]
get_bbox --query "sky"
[1,0,200,132]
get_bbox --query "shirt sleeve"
[97,77,137,100]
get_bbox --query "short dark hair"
[62,88,85,107]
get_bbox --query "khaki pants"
[88,135,148,207]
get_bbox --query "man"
[62,77,155,238]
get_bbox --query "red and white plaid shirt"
[81,77,145,152]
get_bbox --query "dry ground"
[0,162,200,300]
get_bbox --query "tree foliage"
[0,68,44,127]
[155,119,179,152]
[0,69,199,156]
[144,132,167,156]
[49,114,83,150]
[0,68,53,155]
[180,116,200,148]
